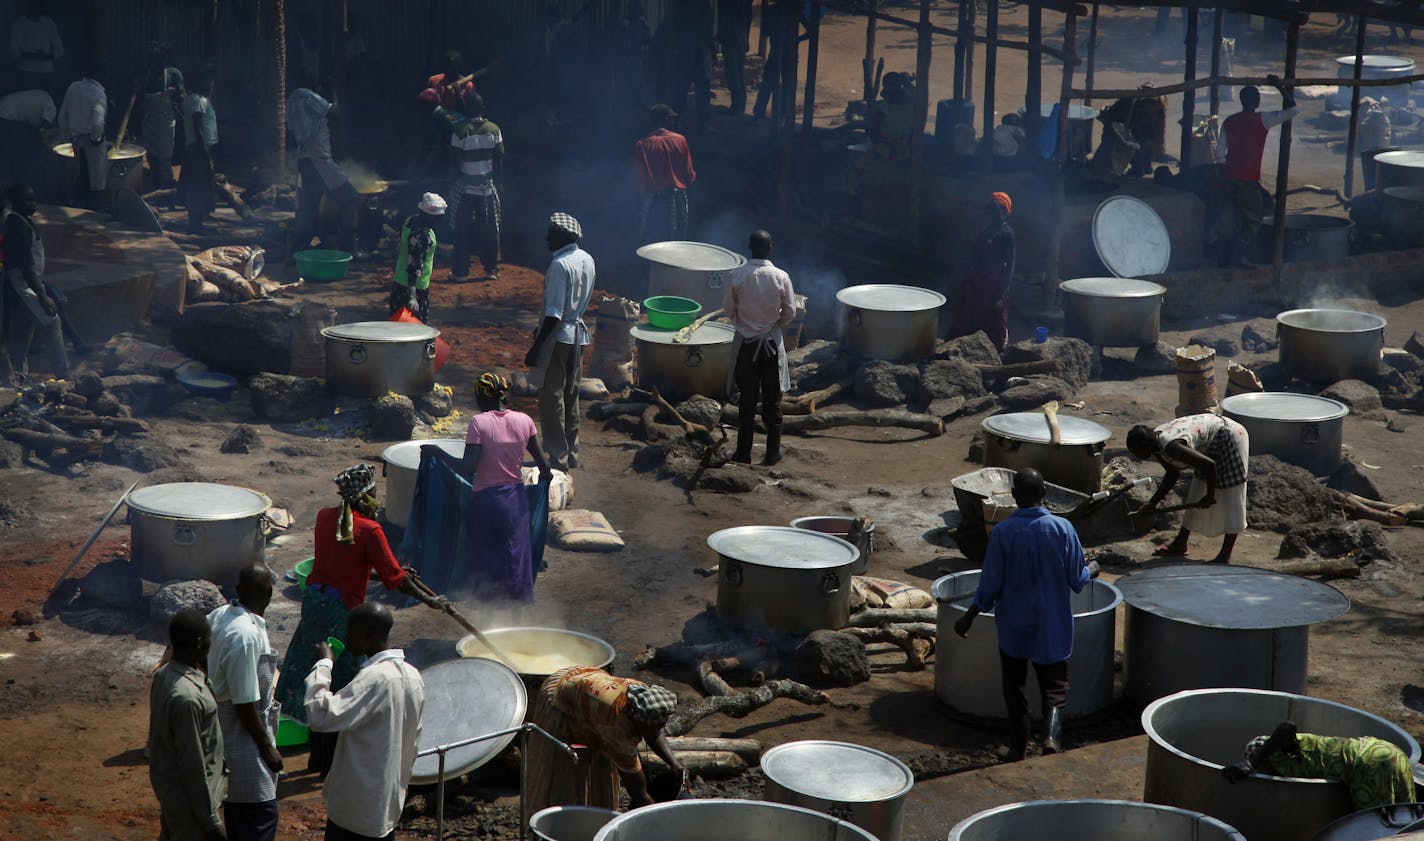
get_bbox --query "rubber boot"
[996,712,1031,762]
[761,423,783,466]
[731,416,755,464]
[1042,705,1064,755]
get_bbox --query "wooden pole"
[864,0,879,105]
[982,0,1000,157]
[1026,0,1043,141]
[908,0,933,237]
[1180,6,1199,168]
[776,5,799,214]
[802,0,822,132]
[1208,7,1224,115]
[759,0,770,57]
[1270,18,1301,289]
[1343,18,1367,197]
[955,0,971,101]
[264,0,287,179]
[1073,71,1424,100]
[964,0,976,108]
[1051,11,1079,283]
[1084,2,1099,105]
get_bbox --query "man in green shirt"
[388,192,446,324]
[148,608,228,841]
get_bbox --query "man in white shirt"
[9,0,63,99]
[0,86,54,183]
[56,58,108,208]
[722,229,798,466]
[286,87,357,256]
[305,602,424,841]
[207,564,283,841]
[525,212,595,471]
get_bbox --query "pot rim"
[708,525,860,569]
[981,411,1113,446]
[761,740,914,802]
[836,283,947,312]
[931,571,1123,619]
[630,322,736,345]
[322,321,440,342]
[455,626,616,677]
[1276,308,1387,333]
[635,241,746,271]
[1219,392,1349,423]
[1059,277,1168,298]
[591,799,879,841]
[948,798,1248,841]
[127,482,272,520]
[382,439,465,471]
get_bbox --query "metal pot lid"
[707,526,860,570]
[762,741,914,802]
[1336,54,1415,69]
[1383,186,1424,202]
[409,657,527,785]
[382,438,465,471]
[835,284,947,312]
[630,322,736,345]
[322,321,440,342]
[1374,150,1424,170]
[635,241,746,272]
[127,482,271,520]
[1219,392,1350,423]
[982,412,1112,446]
[1276,308,1387,332]
[1116,563,1350,629]
[1058,277,1167,298]
[53,142,147,159]
[1092,195,1171,278]
[1311,802,1424,841]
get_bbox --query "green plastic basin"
[295,557,314,590]
[276,715,308,747]
[294,249,353,281]
[643,295,702,330]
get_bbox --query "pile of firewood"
[1,375,153,468]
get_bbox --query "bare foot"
[1153,540,1189,557]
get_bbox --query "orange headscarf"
[991,192,1013,216]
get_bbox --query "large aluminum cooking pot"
[1119,564,1350,706]
[637,241,746,311]
[127,482,271,583]
[1312,804,1424,841]
[593,800,878,841]
[381,439,464,527]
[631,322,736,401]
[1332,55,1416,108]
[710,526,860,634]
[762,741,914,841]
[1220,392,1348,476]
[836,284,945,361]
[457,627,616,694]
[323,321,439,397]
[950,799,1245,841]
[1059,277,1166,347]
[1273,214,1354,262]
[52,142,147,202]
[1374,150,1424,191]
[933,570,1120,720]
[409,657,526,785]
[1381,186,1424,247]
[1276,308,1386,383]
[530,807,620,841]
[1143,688,1421,841]
[789,516,873,575]
[981,411,1111,492]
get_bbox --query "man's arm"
[88,91,105,142]
[172,696,226,836]
[304,659,380,732]
[224,635,283,772]
[6,220,54,315]
[777,275,797,327]
[1261,74,1300,129]
[526,263,568,366]
[1064,528,1090,592]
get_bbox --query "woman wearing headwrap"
[1223,721,1416,809]
[945,192,1016,351]
[523,666,688,824]
[273,464,445,775]
[424,371,552,601]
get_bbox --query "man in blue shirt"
[954,468,1097,761]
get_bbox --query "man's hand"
[1087,560,1101,579]
[314,641,334,662]
[1196,495,1216,510]
[1221,763,1250,784]
[953,612,975,639]
[425,593,450,611]
[1266,73,1286,91]
[524,345,540,367]
[259,742,285,773]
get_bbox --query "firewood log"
[664,679,831,737]
[1,428,104,462]
[1267,557,1362,579]
[780,409,944,437]
[665,737,762,762]
[843,625,937,670]
[47,414,149,434]
[697,658,736,697]
[640,750,747,779]
[843,608,937,627]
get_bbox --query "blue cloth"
[1036,103,1061,160]
[973,506,1088,664]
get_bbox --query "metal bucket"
[789,516,873,575]
[1333,55,1416,109]
[1143,688,1422,841]
[591,800,879,841]
[981,412,1111,493]
[127,482,271,584]
[1276,308,1386,383]
[51,142,147,204]
[380,439,465,527]
[530,807,620,841]
[762,741,914,841]
[711,526,860,634]
[933,570,1120,720]
[1374,150,1424,191]
[950,799,1246,841]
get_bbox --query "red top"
[309,508,406,608]
[1221,111,1268,182]
[417,73,474,110]
[632,129,696,194]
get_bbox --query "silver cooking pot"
[322,321,439,397]
[1143,689,1421,841]
[1311,804,1424,841]
[1059,277,1166,348]
[1273,214,1354,262]
[1220,392,1348,476]
[789,516,873,575]
[1276,308,1386,383]
[761,741,914,841]
[950,800,1246,841]
[981,411,1111,492]
[381,439,464,527]
[836,284,945,361]
[1381,187,1424,247]
[592,800,878,841]
[530,807,620,841]
[637,241,746,311]
[1374,150,1424,191]
[127,482,271,583]
[631,322,736,401]
[711,526,860,634]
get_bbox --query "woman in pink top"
[425,372,551,601]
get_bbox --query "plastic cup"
[326,636,346,659]
[1035,326,1049,343]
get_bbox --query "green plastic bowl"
[294,557,314,590]
[293,249,353,281]
[643,296,702,330]
[326,636,346,659]
[276,715,308,747]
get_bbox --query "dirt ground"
[4,6,1424,841]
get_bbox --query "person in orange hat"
[946,192,1016,351]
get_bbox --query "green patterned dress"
[1250,733,1417,809]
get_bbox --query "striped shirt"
[450,116,504,195]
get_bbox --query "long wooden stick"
[52,480,139,594]
[402,568,521,672]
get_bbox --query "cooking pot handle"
[827,803,854,821]
[685,348,704,368]
[172,525,197,546]
[821,571,841,595]
[424,341,437,359]
[997,436,1022,453]
[724,560,743,587]
[1300,422,1321,445]
[349,343,368,364]
[847,308,863,328]
[1089,441,1106,456]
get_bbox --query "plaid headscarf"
[334,464,378,544]
[477,372,511,401]
[625,682,678,729]
[550,212,582,240]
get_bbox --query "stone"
[73,371,105,397]
[110,380,190,416]
[220,425,265,454]
[1405,330,1424,359]
[168,397,234,422]
[854,361,920,408]
[933,332,1002,367]
[1320,379,1384,417]
[966,430,985,462]
[150,580,226,626]
[632,444,669,473]
[961,395,998,416]
[371,394,419,440]
[248,373,331,423]
[170,300,301,376]
[1387,413,1409,433]
[1246,455,1338,533]
[11,608,35,626]
[1383,349,1423,375]
[1133,342,1178,375]
[918,359,986,404]
[675,395,724,430]
[62,393,88,409]
[1241,320,1279,353]
[788,340,852,392]
[0,495,34,528]
[78,558,144,609]
[996,376,1075,411]
[413,385,454,419]
[928,396,967,419]
[1327,461,1384,500]
[104,437,182,473]
[1188,330,1240,358]
[1278,521,1397,566]
[695,464,762,494]
[793,630,870,687]
[786,339,838,368]
[91,391,123,416]
[0,439,23,469]
[1001,337,1092,390]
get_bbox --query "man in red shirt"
[1215,75,1299,267]
[633,104,696,244]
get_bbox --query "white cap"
[419,192,448,215]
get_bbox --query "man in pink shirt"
[723,229,798,466]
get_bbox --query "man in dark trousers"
[723,229,798,466]
[716,0,753,115]
[148,609,228,841]
[525,213,594,471]
[2,183,69,385]
[954,468,1097,761]
[1215,75,1299,267]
